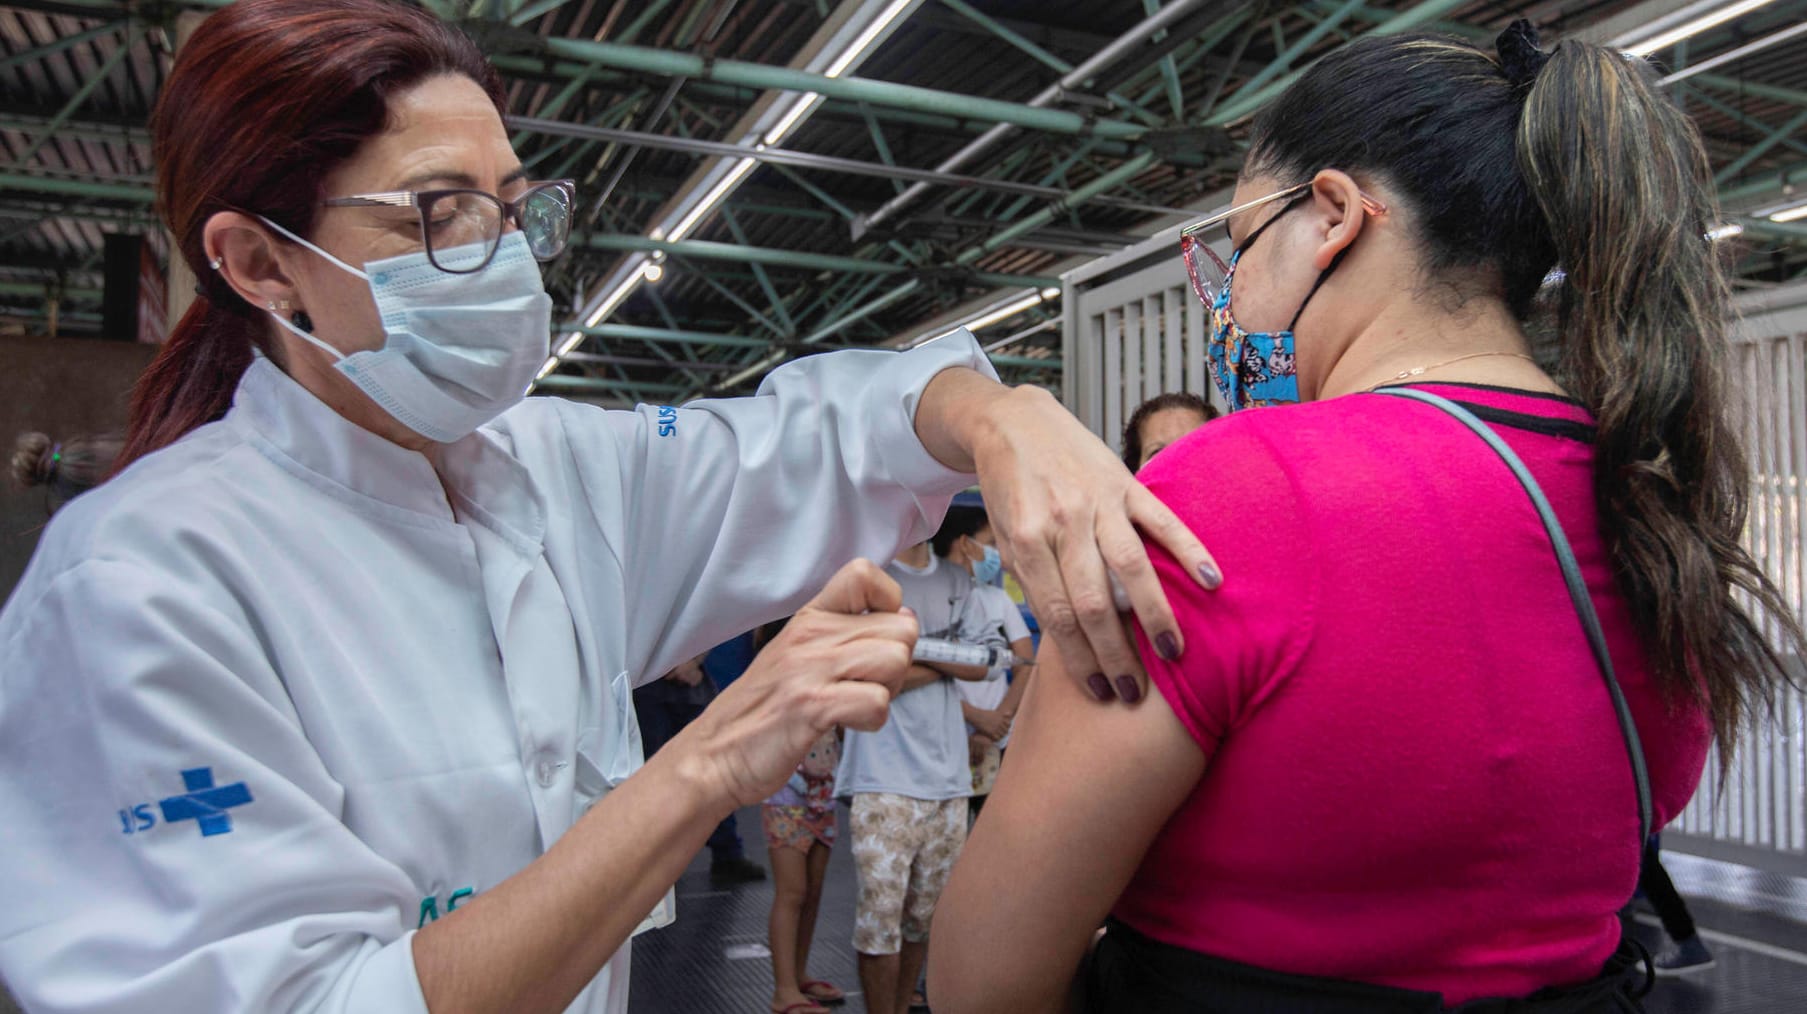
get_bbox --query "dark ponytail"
[1517,34,1806,767]
[1246,27,1805,765]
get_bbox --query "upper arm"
[0,561,426,1013]
[929,638,1208,1014]
[930,421,1318,1014]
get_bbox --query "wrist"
[660,725,743,819]
[919,367,1014,473]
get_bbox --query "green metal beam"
[534,374,687,396]
[719,207,797,336]
[1681,86,1807,162]
[0,171,152,203]
[957,151,1156,264]
[0,281,103,300]
[7,25,141,169]
[553,322,771,349]
[1690,74,1807,112]
[1717,107,1807,185]
[0,20,126,73]
[1217,0,1366,115]
[1718,161,1807,204]
[671,254,792,340]
[1206,0,1472,125]
[534,36,1147,140]
[578,233,1060,288]
[1140,0,1185,121]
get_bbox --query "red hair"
[118,0,504,472]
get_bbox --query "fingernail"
[1115,676,1142,704]
[1086,673,1114,701]
[1155,631,1181,661]
[1198,562,1222,589]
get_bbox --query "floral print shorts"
[849,792,968,955]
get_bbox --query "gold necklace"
[1371,351,1538,390]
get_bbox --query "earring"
[265,300,276,310]
[208,258,222,271]
[277,299,292,312]
[292,310,314,333]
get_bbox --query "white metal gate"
[1062,218,1225,456]
[1063,238,1807,876]
[1670,283,1807,876]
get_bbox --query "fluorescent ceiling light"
[1705,222,1746,241]
[963,290,1051,332]
[826,0,915,77]
[542,2,919,392]
[535,355,560,381]
[667,156,758,242]
[1623,0,1782,56]
[1772,203,1807,223]
[764,93,824,146]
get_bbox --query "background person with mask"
[933,21,1806,1013]
[0,3,1223,1013]
[932,503,1035,812]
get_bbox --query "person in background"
[1119,393,1217,472]
[839,540,1004,1014]
[933,21,1805,1012]
[1639,836,1714,976]
[634,657,768,886]
[9,431,123,514]
[932,504,1035,818]
[763,719,846,1013]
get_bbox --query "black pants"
[1085,919,1651,1014]
[1637,840,1698,942]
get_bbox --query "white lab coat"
[0,333,993,1014]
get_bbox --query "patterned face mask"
[1206,249,1300,411]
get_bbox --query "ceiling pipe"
[510,116,1194,216]
[536,35,1148,141]
[852,0,1222,239]
[578,233,1059,288]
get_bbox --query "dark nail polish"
[1086,673,1114,701]
[1155,631,1181,661]
[1115,676,1142,704]
[1198,562,1223,589]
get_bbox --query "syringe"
[912,636,995,668]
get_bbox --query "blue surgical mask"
[260,219,552,442]
[970,540,1004,586]
[1206,251,1300,411]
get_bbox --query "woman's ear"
[203,211,300,313]
[1306,169,1368,272]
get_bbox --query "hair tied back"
[1496,19,1550,92]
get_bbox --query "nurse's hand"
[682,558,917,809]
[915,371,1221,705]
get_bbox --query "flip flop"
[770,1003,830,1014]
[909,989,930,1012]
[801,980,846,1005]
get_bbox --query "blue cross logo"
[158,767,253,838]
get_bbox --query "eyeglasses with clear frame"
[321,178,577,274]
[1179,181,1388,308]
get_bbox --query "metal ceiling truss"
[4,0,1805,391]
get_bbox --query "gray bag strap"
[1373,387,1654,844]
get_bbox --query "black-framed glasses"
[1178,181,1387,308]
[322,179,576,274]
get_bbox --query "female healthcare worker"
[0,2,1220,1013]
